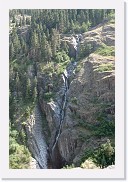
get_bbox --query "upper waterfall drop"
[71,36,78,50]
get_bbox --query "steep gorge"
[39,23,114,168]
[25,34,81,168]
[9,13,115,169]
[25,22,115,168]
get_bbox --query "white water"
[51,35,81,153]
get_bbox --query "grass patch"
[95,63,113,72]
[95,44,115,56]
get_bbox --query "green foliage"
[19,128,27,144]
[40,62,54,74]
[78,133,90,142]
[75,64,82,73]
[9,127,31,169]
[74,106,114,138]
[93,110,115,137]
[107,10,115,22]
[44,92,54,102]
[79,43,93,59]
[54,51,70,63]
[24,106,31,117]
[63,164,75,169]
[55,59,70,75]
[92,140,115,168]
[9,145,31,169]
[80,149,94,163]
[95,45,115,56]
[70,97,78,104]
[95,63,113,72]
[80,140,115,169]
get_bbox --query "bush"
[92,139,115,168]
[9,134,31,168]
[93,111,115,137]
[44,92,54,101]
[80,140,115,169]
[9,144,31,169]
[81,158,98,169]
[63,164,75,169]
[79,43,93,59]
[71,97,77,104]
[54,51,70,63]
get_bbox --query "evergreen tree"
[9,43,15,60]
[33,86,38,102]
[15,72,20,98]
[26,78,31,100]
[22,15,26,26]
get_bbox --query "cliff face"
[58,53,115,165]
[25,22,115,168]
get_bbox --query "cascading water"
[51,35,81,166]
[51,70,69,152]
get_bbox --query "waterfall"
[51,35,81,154]
[52,71,69,152]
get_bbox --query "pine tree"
[31,30,39,49]
[33,86,38,102]
[22,15,26,26]
[9,43,15,60]
[26,17,31,25]
[26,78,31,100]
[46,42,52,63]
[51,28,60,57]
[15,72,20,98]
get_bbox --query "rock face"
[57,53,114,165]
[27,22,115,168]
[81,23,115,53]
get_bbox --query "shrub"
[92,139,115,168]
[44,92,54,101]
[71,97,77,104]
[54,51,70,63]
[9,135,31,168]
[80,140,115,169]
[81,157,98,169]
[79,43,93,59]
[63,164,75,169]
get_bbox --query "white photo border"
[0,0,125,179]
